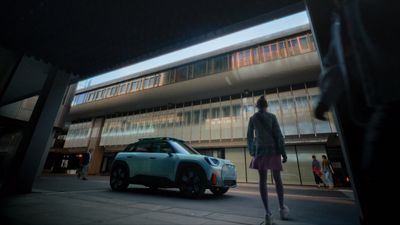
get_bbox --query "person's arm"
[247,117,255,156]
[272,115,287,163]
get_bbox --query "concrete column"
[54,83,77,128]
[3,67,73,193]
[88,117,105,175]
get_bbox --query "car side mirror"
[168,152,173,157]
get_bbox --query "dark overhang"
[0,0,303,79]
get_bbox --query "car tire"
[210,187,229,196]
[110,163,129,191]
[178,166,206,198]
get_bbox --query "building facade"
[50,25,349,186]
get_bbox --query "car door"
[148,141,179,181]
[126,142,153,177]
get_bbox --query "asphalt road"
[0,176,359,225]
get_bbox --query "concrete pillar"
[88,117,105,175]
[54,83,77,129]
[19,69,72,192]
[1,66,72,193]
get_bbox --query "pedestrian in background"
[321,155,334,189]
[247,95,289,225]
[81,150,91,180]
[312,155,325,188]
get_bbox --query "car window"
[170,141,200,155]
[134,142,152,152]
[152,142,174,153]
[124,144,136,152]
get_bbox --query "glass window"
[137,80,142,90]
[175,66,188,82]
[222,106,231,117]
[299,36,309,50]
[80,94,85,104]
[110,87,117,96]
[134,142,152,152]
[152,142,174,153]
[280,93,298,136]
[127,82,132,92]
[119,83,127,94]
[72,96,78,106]
[232,105,241,117]
[294,91,314,135]
[252,48,259,64]
[193,110,200,125]
[184,111,191,125]
[278,41,286,58]
[201,108,209,122]
[148,76,155,87]
[131,81,137,91]
[124,144,136,152]
[87,93,93,101]
[105,88,111,97]
[261,45,271,62]
[213,54,229,73]
[175,112,183,127]
[158,72,168,85]
[94,91,100,100]
[238,49,251,67]
[211,107,220,119]
[290,38,300,55]
[310,95,332,133]
[270,43,278,59]
[76,95,82,105]
[143,78,150,89]
[193,60,207,77]
[170,141,200,155]
[154,75,160,86]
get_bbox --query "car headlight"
[204,157,220,167]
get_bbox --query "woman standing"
[247,96,289,225]
[321,155,335,189]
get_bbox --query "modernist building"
[49,24,349,186]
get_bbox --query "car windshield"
[170,141,200,155]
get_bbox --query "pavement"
[0,175,359,225]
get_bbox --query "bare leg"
[258,170,271,215]
[272,170,284,209]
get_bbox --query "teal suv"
[110,137,237,197]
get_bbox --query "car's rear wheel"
[110,163,129,191]
[178,167,206,198]
[210,187,229,196]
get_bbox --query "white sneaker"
[279,205,290,220]
[264,213,274,225]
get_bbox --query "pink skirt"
[249,155,283,171]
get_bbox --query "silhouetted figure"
[313,0,400,224]
[81,150,91,180]
[247,96,289,225]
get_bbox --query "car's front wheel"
[110,163,129,191]
[210,187,229,196]
[178,167,206,198]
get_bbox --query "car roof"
[136,137,184,143]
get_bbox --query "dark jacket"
[247,111,286,157]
